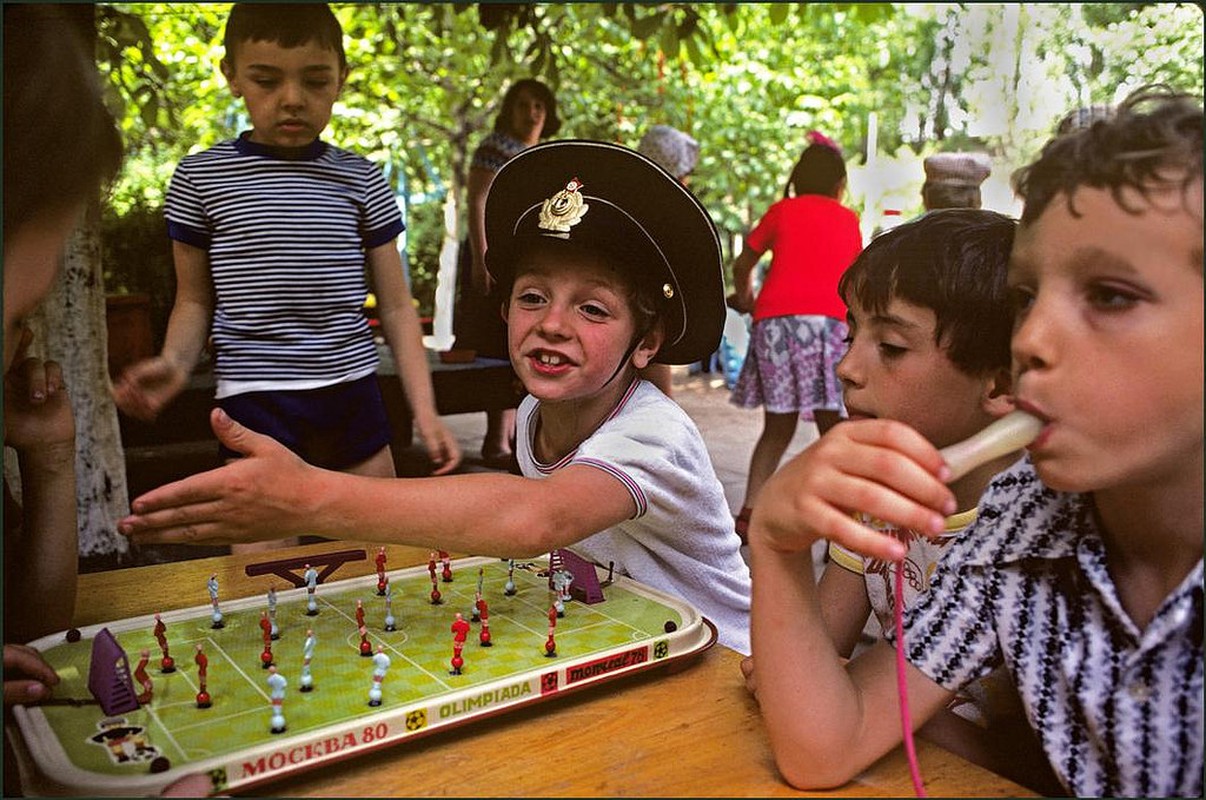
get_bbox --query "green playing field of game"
[11,554,715,795]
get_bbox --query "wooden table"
[69,543,1035,797]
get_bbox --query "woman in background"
[728,132,863,541]
[455,78,561,468]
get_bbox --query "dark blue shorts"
[217,375,392,470]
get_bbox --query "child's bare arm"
[742,560,870,696]
[750,530,953,788]
[748,420,959,787]
[3,332,77,640]
[367,242,462,475]
[119,408,634,555]
[113,241,213,420]
[817,560,874,659]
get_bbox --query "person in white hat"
[921,152,992,210]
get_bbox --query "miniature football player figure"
[478,598,492,647]
[207,573,224,629]
[259,611,275,668]
[545,605,558,657]
[450,639,465,675]
[153,614,175,672]
[552,569,573,617]
[266,666,287,733]
[134,649,153,705]
[368,645,391,707]
[303,563,319,616]
[428,556,443,605]
[505,559,517,596]
[440,550,453,582]
[299,629,316,692]
[471,567,485,621]
[358,625,372,657]
[355,598,366,630]
[194,643,211,709]
[375,547,388,596]
[451,612,471,644]
[267,585,279,640]
[383,581,396,632]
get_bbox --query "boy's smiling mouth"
[527,348,576,374]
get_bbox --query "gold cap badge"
[538,177,589,236]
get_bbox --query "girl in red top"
[728,133,863,540]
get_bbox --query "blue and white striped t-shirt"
[165,133,405,396]
[897,457,1203,797]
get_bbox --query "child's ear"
[219,58,239,96]
[630,322,665,370]
[981,366,1016,418]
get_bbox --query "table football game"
[10,552,715,795]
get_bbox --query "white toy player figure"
[207,573,224,629]
[299,629,316,692]
[368,645,391,707]
[267,585,279,639]
[471,568,485,621]
[266,666,287,733]
[504,559,517,596]
[552,569,573,617]
[383,581,396,632]
[303,564,319,616]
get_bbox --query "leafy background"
[94,2,1205,338]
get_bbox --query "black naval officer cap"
[484,139,725,366]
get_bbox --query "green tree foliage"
[97,3,1204,317]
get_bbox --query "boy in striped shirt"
[114,4,461,510]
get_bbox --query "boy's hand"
[112,355,187,421]
[748,419,956,564]
[119,409,316,545]
[3,328,74,452]
[3,643,59,705]
[415,417,463,476]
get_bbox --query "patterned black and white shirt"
[895,457,1203,797]
[165,133,405,397]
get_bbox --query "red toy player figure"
[259,610,272,647]
[194,643,211,708]
[451,612,470,644]
[478,598,492,647]
[428,554,442,605]
[450,639,465,675]
[358,625,372,657]
[355,599,366,629]
[134,649,153,705]
[439,550,453,582]
[545,605,557,658]
[375,547,388,596]
[261,640,274,669]
[153,614,175,673]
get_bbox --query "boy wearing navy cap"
[120,141,753,654]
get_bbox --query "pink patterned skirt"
[729,315,848,420]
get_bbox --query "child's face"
[221,38,346,148]
[506,249,659,405]
[1008,182,1204,493]
[509,88,547,141]
[837,298,1004,449]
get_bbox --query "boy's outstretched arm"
[367,242,462,475]
[119,408,633,557]
[113,241,213,421]
[748,420,956,788]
